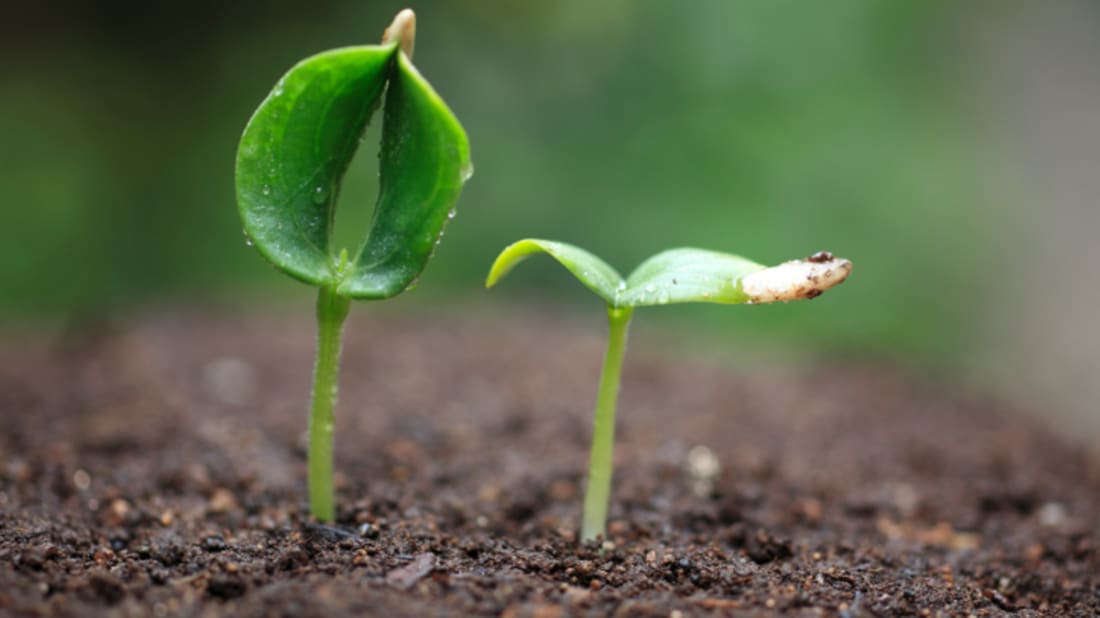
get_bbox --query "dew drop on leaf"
[261,185,271,196]
[644,284,656,294]
[312,185,328,204]
[447,208,457,220]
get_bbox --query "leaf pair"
[236,32,471,299]
[487,239,852,308]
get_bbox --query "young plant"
[235,9,471,522]
[486,240,852,541]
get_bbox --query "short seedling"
[487,240,852,541]
[235,10,471,522]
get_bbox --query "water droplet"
[460,161,475,182]
[312,185,328,204]
[261,185,271,196]
[644,284,656,294]
[242,229,254,247]
[273,81,285,97]
[447,208,457,220]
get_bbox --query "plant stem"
[308,285,351,522]
[581,305,633,542]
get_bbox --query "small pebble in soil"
[101,499,132,527]
[685,445,720,497]
[72,469,91,491]
[386,553,436,590]
[207,488,238,513]
[201,535,227,552]
[1037,502,1067,527]
[92,547,116,567]
[303,523,356,543]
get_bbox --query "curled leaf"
[236,9,471,299]
[339,52,472,298]
[236,46,394,286]
[486,239,623,305]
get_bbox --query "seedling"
[235,9,471,522]
[487,240,851,541]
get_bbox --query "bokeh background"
[2,1,1097,439]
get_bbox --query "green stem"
[309,285,351,522]
[581,305,633,542]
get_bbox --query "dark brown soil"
[1,309,1098,617]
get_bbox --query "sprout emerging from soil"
[487,240,852,541]
[235,9,471,522]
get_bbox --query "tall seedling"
[235,10,471,521]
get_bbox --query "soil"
[1,309,1098,617]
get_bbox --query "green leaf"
[485,239,624,304]
[487,240,852,309]
[237,45,395,287]
[236,42,471,298]
[339,52,472,298]
[620,248,766,307]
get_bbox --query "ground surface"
[1,310,1098,617]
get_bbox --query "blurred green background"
[3,1,1098,427]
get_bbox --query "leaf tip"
[383,8,417,59]
[485,251,513,289]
